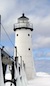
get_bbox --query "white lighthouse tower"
[14,13,35,80]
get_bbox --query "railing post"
[0,15,1,42]
[20,56,22,68]
[0,49,4,86]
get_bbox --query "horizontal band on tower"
[13,27,33,31]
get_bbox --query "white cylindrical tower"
[14,13,35,80]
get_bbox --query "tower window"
[17,34,18,36]
[28,48,30,50]
[28,34,30,36]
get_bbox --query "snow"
[36,72,50,77]
[5,73,11,80]
[27,72,50,86]
[5,72,50,86]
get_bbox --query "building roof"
[18,13,29,20]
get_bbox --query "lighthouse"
[14,13,35,80]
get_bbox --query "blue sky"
[0,0,50,61]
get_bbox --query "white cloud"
[35,51,50,58]
[35,52,45,57]
[46,52,50,57]
[0,0,16,19]
[31,14,50,51]
[33,36,50,49]
[31,15,50,37]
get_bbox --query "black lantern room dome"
[18,13,29,20]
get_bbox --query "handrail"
[14,22,33,29]
[4,79,16,86]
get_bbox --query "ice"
[27,72,50,86]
